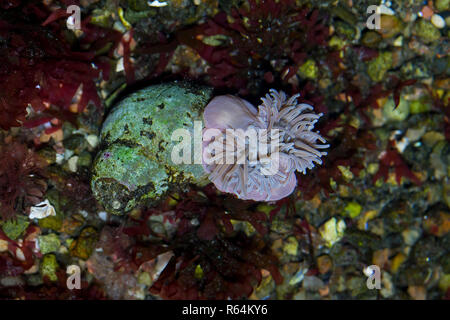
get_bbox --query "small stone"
[373,249,390,268]
[0,276,24,287]
[431,14,446,29]
[420,6,434,19]
[38,233,61,255]
[334,20,356,40]
[337,165,354,181]
[367,52,393,82]
[145,251,174,283]
[69,227,98,260]
[439,274,450,292]
[63,134,87,154]
[15,248,25,261]
[409,99,431,114]
[68,156,79,172]
[329,36,347,49]
[37,147,57,165]
[435,0,450,12]
[77,151,92,167]
[361,31,382,48]
[423,211,450,237]
[382,97,410,122]
[303,276,325,291]
[343,202,362,218]
[378,4,395,15]
[201,34,229,46]
[297,59,319,80]
[346,276,367,297]
[0,239,8,252]
[288,264,308,286]
[422,131,445,148]
[380,272,395,298]
[390,253,407,273]
[29,199,57,220]
[98,211,108,221]
[137,272,152,286]
[379,15,403,39]
[367,163,379,175]
[318,286,330,297]
[435,79,450,90]
[357,210,379,230]
[194,264,203,279]
[407,285,426,300]
[86,134,99,148]
[283,236,298,256]
[292,289,306,300]
[253,274,275,299]
[40,254,59,282]
[61,214,84,236]
[317,255,332,274]
[406,127,426,142]
[256,203,276,216]
[393,36,403,47]
[402,229,421,246]
[38,213,63,232]
[414,19,441,43]
[319,217,346,247]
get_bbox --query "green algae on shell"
[91,82,213,214]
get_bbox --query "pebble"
[431,14,445,29]
[29,199,57,220]
[0,239,8,252]
[407,285,426,300]
[98,211,108,221]
[86,134,99,148]
[317,255,333,274]
[283,236,298,256]
[68,156,79,172]
[319,217,346,247]
[431,13,445,29]
[402,229,421,246]
[303,276,325,291]
[420,6,434,19]
[289,266,308,285]
[0,276,25,287]
[380,272,395,298]
[378,5,395,16]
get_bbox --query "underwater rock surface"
[91,82,213,214]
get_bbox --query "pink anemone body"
[202,89,329,201]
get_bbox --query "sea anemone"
[202,89,329,201]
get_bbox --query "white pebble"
[378,4,395,15]
[68,156,79,172]
[98,211,108,221]
[116,57,124,72]
[29,199,56,220]
[431,14,445,29]
[86,134,99,148]
[148,0,167,7]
